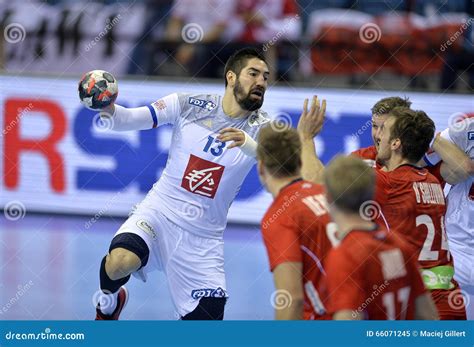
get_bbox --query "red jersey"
[351,145,445,185]
[324,226,427,320]
[261,179,333,320]
[374,165,449,269]
[351,145,380,169]
[374,165,465,319]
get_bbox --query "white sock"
[98,290,119,315]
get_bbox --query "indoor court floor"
[0,214,274,320]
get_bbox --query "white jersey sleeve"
[106,105,154,131]
[448,119,472,153]
[148,93,182,127]
[103,93,181,132]
[423,119,472,166]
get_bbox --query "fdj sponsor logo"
[188,97,216,111]
[468,132,474,140]
[191,287,227,299]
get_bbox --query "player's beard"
[375,146,389,166]
[233,79,264,112]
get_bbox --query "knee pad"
[182,297,227,320]
[100,255,130,293]
[109,232,150,269]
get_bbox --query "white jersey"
[443,119,474,255]
[425,119,474,255]
[111,93,270,239]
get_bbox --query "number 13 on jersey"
[203,135,226,157]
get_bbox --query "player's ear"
[226,71,236,87]
[257,160,263,176]
[391,138,401,151]
[257,160,266,182]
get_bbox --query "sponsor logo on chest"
[188,97,217,111]
[181,154,225,199]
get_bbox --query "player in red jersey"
[322,155,438,320]
[301,106,466,319]
[372,107,466,319]
[351,97,470,186]
[351,96,411,168]
[257,100,333,320]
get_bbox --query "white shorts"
[114,205,227,317]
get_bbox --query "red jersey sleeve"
[261,217,302,271]
[351,146,377,160]
[325,248,365,313]
[427,162,445,187]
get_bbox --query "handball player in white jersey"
[94,48,272,320]
[423,117,474,319]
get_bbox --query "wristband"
[240,131,258,158]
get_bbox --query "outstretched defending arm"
[297,96,326,184]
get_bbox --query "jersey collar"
[279,177,303,194]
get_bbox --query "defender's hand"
[297,96,326,141]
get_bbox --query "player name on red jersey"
[412,182,445,205]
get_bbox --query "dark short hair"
[371,96,411,116]
[224,48,267,87]
[257,126,302,178]
[388,107,435,163]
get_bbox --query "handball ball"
[78,70,118,110]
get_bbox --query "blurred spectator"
[163,0,237,77]
[230,0,301,80]
[128,0,173,75]
[232,0,301,44]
